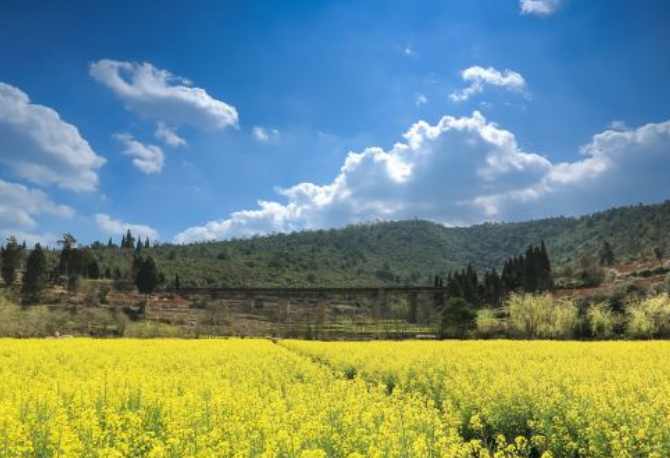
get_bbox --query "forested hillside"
[74,199,668,287]
[7,200,669,288]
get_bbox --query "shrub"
[586,302,614,338]
[625,294,670,338]
[474,308,505,338]
[577,255,605,287]
[439,297,475,339]
[505,293,578,339]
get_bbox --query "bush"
[577,255,605,287]
[474,308,505,338]
[505,293,578,339]
[586,302,615,338]
[439,297,475,339]
[625,294,670,339]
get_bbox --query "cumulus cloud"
[114,133,164,174]
[520,0,561,16]
[450,66,527,102]
[174,112,670,243]
[95,213,159,240]
[415,94,428,106]
[90,59,238,130]
[608,120,628,131]
[0,82,106,192]
[252,126,280,143]
[155,122,187,147]
[0,179,73,235]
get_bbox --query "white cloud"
[0,179,73,229]
[95,213,159,240]
[450,66,527,102]
[520,0,561,16]
[114,133,164,174]
[608,120,628,131]
[174,112,670,243]
[155,122,187,147]
[415,94,428,106]
[403,46,416,57]
[519,0,561,16]
[252,126,280,143]
[0,82,106,192]
[90,59,238,130]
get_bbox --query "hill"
[87,199,670,287]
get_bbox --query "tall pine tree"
[1,236,23,287]
[22,244,48,303]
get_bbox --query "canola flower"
[0,339,469,457]
[283,340,670,457]
[1,339,669,457]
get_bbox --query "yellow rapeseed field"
[1,339,669,457]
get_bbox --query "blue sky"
[1,0,670,245]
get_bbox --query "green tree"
[122,230,135,249]
[87,259,101,279]
[439,297,475,338]
[1,236,23,287]
[136,256,160,296]
[22,243,48,303]
[599,241,615,266]
[57,233,77,276]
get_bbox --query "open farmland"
[1,339,670,457]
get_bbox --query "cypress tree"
[123,230,135,249]
[136,256,160,296]
[57,233,77,276]
[22,243,48,303]
[1,236,23,287]
[539,240,553,291]
[599,241,615,267]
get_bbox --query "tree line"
[434,242,554,337]
[0,231,162,303]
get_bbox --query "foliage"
[439,297,475,338]
[22,243,48,303]
[0,235,23,286]
[576,254,606,287]
[625,294,670,338]
[135,256,160,295]
[505,293,578,339]
[474,308,505,338]
[586,302,616,338]
[599,240,615,266]
[74,200,670,288]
